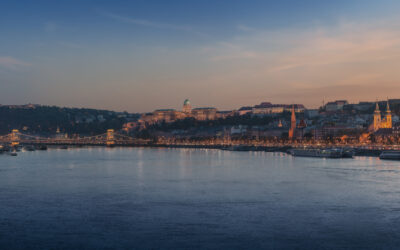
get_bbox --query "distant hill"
[0,105,140,135]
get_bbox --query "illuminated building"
[191,107,218,120]
[183,99,192,113]
[138,99,221,127]
[152,109,186,123]
[383,100,392,128]
[238,106,252,115]
[252,102,305,115]
[372,100,392,131]
[373,102,381,131]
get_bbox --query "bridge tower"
[106,129,115,146]
[11,129,20,147]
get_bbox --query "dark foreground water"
[1,148,400,249]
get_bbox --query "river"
[1,147,400,249]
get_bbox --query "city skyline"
[2,0,400,112]
[1,97,397,114]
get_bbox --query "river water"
[1,147,400,249]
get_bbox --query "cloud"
[99,11,207,37]
[0,56,31,69]
[206,18,400,64]
[266,28,400,73]
[196,18,400,106]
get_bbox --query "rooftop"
[254,103,305,109]
[154,109,176,112]
[192,107,217,110]
[238,106,252,111]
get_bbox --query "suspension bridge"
[0,129,150,147]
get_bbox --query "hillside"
[0,105,139,135]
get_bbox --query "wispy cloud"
[99,11,207,37]
[195,17,400,106]
[0,56,31,69]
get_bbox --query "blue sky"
[1,0,400,112]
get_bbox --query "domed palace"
[138,99,225,128]
[183,99,192,113]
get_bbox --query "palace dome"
[183,99,190,106]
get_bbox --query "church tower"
[383,99,392,128]
[288,105,296,139]
[373,102,381,131]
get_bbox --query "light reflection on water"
[1,147,400,249]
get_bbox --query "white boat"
[379,151,400,160]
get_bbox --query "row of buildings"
[123,99,306,131]
[238,102,305,115]
[122,98,400,143]
[286,99,400,142]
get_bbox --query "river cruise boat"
[379,151,400,160]
[289,148,346,158]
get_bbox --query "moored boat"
[289,148,343,158]
[8,151,17,156]
[379,151,400,160]
[36,145,48,150]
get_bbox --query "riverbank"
[150,144,386,157]
[1,142,393,158]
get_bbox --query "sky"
[2,0,400,112]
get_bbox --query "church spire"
[386,99,391,113]
[373,101,381,132]
[288,105,296,140]
[374,101,380,114]
[291,105,296,123]
[384,99,392,129]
